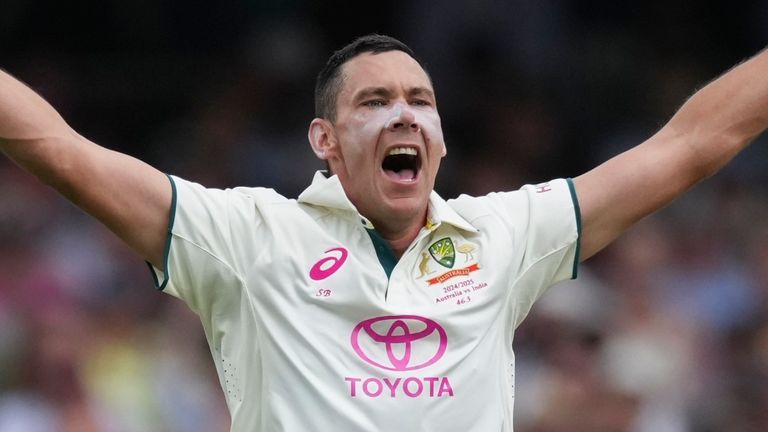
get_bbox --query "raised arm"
[0,68,171,268]
[574,47,768,260]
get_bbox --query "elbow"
[696,131,746,179]
[15,134,87,192]
[691,152,721,180]
[668,124,746,182]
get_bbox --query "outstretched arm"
[0,68,171,268]
[575,47,768,260]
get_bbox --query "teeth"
[387,147,417,156]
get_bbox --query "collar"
[297,171,478,233]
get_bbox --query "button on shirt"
[150,171,581,432]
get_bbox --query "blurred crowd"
[2,1,768,431]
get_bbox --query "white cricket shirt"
[150,171,581,431]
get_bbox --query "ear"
[308,118,337,160]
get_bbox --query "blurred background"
[2,0,768,431]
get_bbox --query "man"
[1,34,766,431]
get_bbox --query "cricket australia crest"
[417,236,481,286]
[428,237,455,269]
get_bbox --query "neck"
[380,224,422,258]
[369,211,427,258]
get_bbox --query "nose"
[384,105,420,133]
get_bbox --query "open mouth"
[382,147,421,182]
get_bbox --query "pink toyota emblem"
[350,315,448,371]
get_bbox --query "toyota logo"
[350,315,448,371]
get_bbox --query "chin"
[385,195,428,219]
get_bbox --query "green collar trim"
[365,228,397,279]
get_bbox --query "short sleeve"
[148,175,280,316]
[459,178,580,327]
[508,178,581,326]
[519,178,581,281]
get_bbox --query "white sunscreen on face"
[383,105,403,130]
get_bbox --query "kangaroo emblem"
[417,252,435,278]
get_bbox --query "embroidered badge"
[415,236,486,306]
[428,237,455,269]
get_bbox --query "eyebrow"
[353,86,435,102]
[409,86,435,100]
[354,87,391,102]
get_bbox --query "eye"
[411,99,432,107]
[363,99,387,107]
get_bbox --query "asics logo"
[309,247,348,281]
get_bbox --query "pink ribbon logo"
[350,315,448,371]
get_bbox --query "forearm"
[666,47,768,177]
[0,68,171,267]
[574,47,768,260]
[0,68,75,142]
[0,68,82,185]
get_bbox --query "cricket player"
[1,34,766,431]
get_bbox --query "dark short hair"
[314,34,427,122]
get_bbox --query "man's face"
[311,51,446,229]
